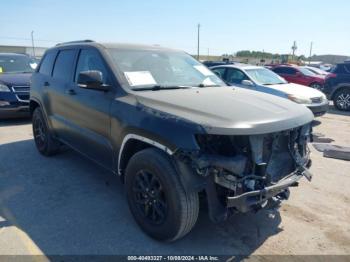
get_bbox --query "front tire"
[310,83,322,90]
[125,148,199,241]
[333,89,350,111]
[32,107,60,156]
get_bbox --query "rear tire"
[333,89,350,111]
[125,148,199,241]
[32,107,60,156]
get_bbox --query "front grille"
[311,97,323,104]
[11,86,30,102]
[17,94,30,101]
[12,86,29,92]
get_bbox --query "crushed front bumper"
[226,171,309,213]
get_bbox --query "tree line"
[232,50,307,60]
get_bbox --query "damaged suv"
[30,40,314,241]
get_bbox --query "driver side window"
[226,68,248,84]
[75,49,110,84]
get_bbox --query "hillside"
[310,54,349,64]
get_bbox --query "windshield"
[0,55,35,74]
[245,68,287,85]
[107,48,225,89]
[299,67,317,76]
[303,67,319,75]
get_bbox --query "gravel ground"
[0,106,349,256]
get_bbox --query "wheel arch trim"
[117,134,174,175]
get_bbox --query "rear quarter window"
[38,51,57,75]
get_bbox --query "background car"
[0,53,34,118]
[211,64,329,116]
[271,65,325,90]
[323,62,350,111]
[202,60,234,67]
[301,66,329,76]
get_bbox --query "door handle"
[44,81,50,87]
[66,89,76,95]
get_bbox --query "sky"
[1,0,350,56]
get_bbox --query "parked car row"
[269,64,326,90]
[210,64,329,117]
[301,66,329,76]
[266,63,350,111]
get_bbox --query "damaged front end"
[177,123,313,222]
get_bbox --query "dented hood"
[133,87,314,135]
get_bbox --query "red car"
[271,65,325,90]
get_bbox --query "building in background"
[0,45,47,58]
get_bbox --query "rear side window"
[39,51,57,75]
[52,50,76,81]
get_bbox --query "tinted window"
[75,49,109,83]
[39,51,57,75]
[226,68,248,84]
[273,67,296,75]
[212,67,226,78]
[52,50,76,81]
[333,64,346,74]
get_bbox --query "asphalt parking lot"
[0,106,350,256]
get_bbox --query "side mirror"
[241,80,254,86]
[78,70,109,91]
[295,71,302,77]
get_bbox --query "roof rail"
[55,40,95,46]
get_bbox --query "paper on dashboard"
[124,71,157,86]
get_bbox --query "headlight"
[0,84,11,92]
[287,94,312,104]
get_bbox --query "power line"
[0,36,61,43]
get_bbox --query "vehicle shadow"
[326,105,350,117]
[0,117,31,127]
[0,139,282,255]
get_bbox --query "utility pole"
[31,31,36,58]
[309,42,313,65]
[207,48,209,60]
[197,23,201,60]
[291,41,297,61]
